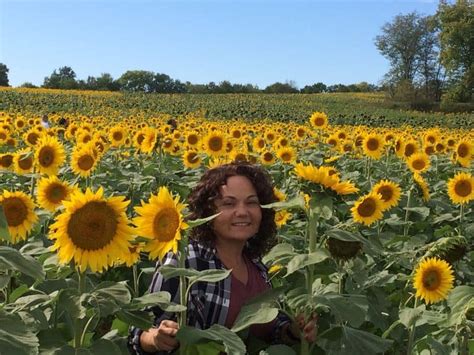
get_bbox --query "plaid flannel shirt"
[128,240,290,354]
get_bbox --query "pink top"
[225,256,275,341]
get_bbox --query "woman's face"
[212,175,262,245]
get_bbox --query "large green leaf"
[177,324,246,355]
[130,291,186,312]
[231,302,279,333]
[262,243,295,265]
[261,195,306,211]
[399,305,425,328]
[285,249,330,276]
[116,309,154,330]
[318,325,393,354]
[310,193,333,220]
[260,344,296,355]
[188,269,231,285]
[446,285,474,327]
[313,294,368,327]
[89,339,122,354]
[0,246,45,280]
[187,212,221,228]
[0,310,39,355]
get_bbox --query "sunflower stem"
[74,271,86,349]
[29,168,36,197]
[459,204,464,236]
[406,297,418,355]
[133,263,139,296]
[403,188,413,237]
[178,236,188,355]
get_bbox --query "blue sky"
[1,0,439,88]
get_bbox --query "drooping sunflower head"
[0,190,38,244]
[372,179,401,211]
[275,210,292,228]
[36,176,76,212]
[447,172,474,205]
[413,257,454,304]
[34,135,66,176]
[309,111,329,129]
[406,152,431,174]
[413,173,430,202]
[326,237,362,261]
[351,192,384,226]
[49,187,134,273]
[133,186,188,261]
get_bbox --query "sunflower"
[413,257,454,304]
[252,137,266,152]
[351,192,384,226]
[0,153,14,170]
[330,180,359,195]
[133,187,188,261]
[309,111,328,129]
[447,172,474,205]
[36,176,76,212]
[185,131,200,148]
[34,136,66,176]
[203,131,227,157]
[403,140,418,159]
[455,140,472,168]
[275,210,292,228]
[109,126,127,147]
[277,147,296,164]
[371,180,401,211]
[412,173,430,202]
[117,243,144,267]
[362,134,385,160]
[49,187,134,273]
[407,153,431,174]
[13,149,34,174]
[0,190,38,244]
[182,150,201,169]
[71,145,98,178]
[23,128,42,147]
[140,128,158,154]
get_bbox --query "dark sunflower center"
[78,155,94,171]
[0,132,6,140]
[367,138,379,151]
[232,131,241,138]
[267,133,275,141]
[234,153,246,161]
[258,140,265,148]
[436,143,445,152]
[263,152,273,161]
[153,208,179,241]
[297,128,305,137]
[357,198,376,217]
[137,134,145,145]
[163,138,173,148]
[46,183,68,203]
[67,201,118,250]
[113,132,123,141]
[404,144,415,157]
[314,117,325,126]
[208,137,223,152]
[454,180,472,197]
[82,135,92,143]
[457,144,468,158]
[377,186,393,202]
[17,121,25,128]
[425,146,435,155]
[2,197,28,227]
[0,154,13,167]
[281,152,291,162]
[187,152,198,163]
[28,133,40,145]
[427,136,435,144]
[412,159,426,171]
[188,135,198,145]
[39,146,55,167]
[422,269,440,290]
[343,144,353,152]
[328,139,337,146]
[19,156,33,170]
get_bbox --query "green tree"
[438,0,474,102]
[301,82,327,93]
[118,70,155,92]
[0,63,9,87]
[43,66,78,89]
[264,81,299,93]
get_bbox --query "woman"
[129,162,316,354]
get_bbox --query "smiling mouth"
[231,222,251,226]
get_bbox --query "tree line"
[0,64,379,94]
[374,0,473,108]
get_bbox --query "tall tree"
[437,0,474,102]
[43,66,78,89]
[0,63,9,87]
[118,70,155,92]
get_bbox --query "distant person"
[41,115,50,129]
[58,117,69,128]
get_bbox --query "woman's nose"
[234,203,249,216]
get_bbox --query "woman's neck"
[215,241,246,269]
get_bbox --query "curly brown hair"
[187,162,277,259]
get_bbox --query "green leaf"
[116,309,154,330]
[0,310,39,355]
[0,274,10,289]
[177,324,246,355]
[310,193,333,220]
[313,294,368,327]
[285,249,330,276]
[231,302,279,333]
[130,291,186,312]
[261,195,306,211]
[92,281,131,305]
[404,207,430,219]
[0,246,45,280]
[262,243,295,265]
[187,212,221,228]
[159,265,200,279]
[399,305,425,328]
[188,269,231,285]
[446,285,474,326]
[0,205,11,242]
[89,339,122,354]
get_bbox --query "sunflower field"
[0,88,473,355]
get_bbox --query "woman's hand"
[140,320,180,352]
[296,313,318,343]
